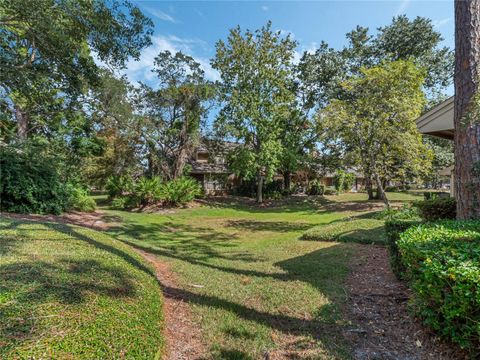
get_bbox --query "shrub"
[324,186,337,195]
[133,177,163,206]
[111,196,130,209]
[424,191,450,200]
[414,197,456,221]
[160,177,202,206]
[385,219,423,278]
[264,179,285,198]
[105,175,133,199]
[333,170,356,193]
[307,179,325,195]
[376,203,420,221]
[0,145,70,214]
[398,221,480,350]
[66,186,96,212]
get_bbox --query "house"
[188,142,237,195]
[416,96,455,194]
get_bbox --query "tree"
[454,0,480,219]
[137,51,214,180]
[82,71,142,187]
[212,22,297,203]
[318,60,429,208]
[423,136,454,188]
[299,16,454,113]
[0,0,153,141]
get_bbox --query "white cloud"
[261,5,269,11]
[122,35,219,84]
[395,0,411,16]
[144,7,177,23]
[432,17,452,28]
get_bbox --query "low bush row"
[107,175,202,208]
[398,221,480,350]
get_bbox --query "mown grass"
[101,193,417,358]
[0,217,164,359]
[301,217,386,244]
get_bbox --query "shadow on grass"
[0,219,158,348]
[153,244,351,358]
[225,219,312,232]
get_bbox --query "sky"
[126,0,454,89]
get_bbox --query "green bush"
[66,186,96,212]
[0,145,70,214]
[398,221,480,350]
[302,217,386,244]
[385,219,423,278]
[133,177,163,206]
[324,186,337,195]
[160,177,202,206]
[307,179,325,195]
[376,203,420,221]
[414,197,456,221]
[424,191,450,200]
[105,175,133,199]
[333,170,356,193]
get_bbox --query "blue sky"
[127,0,454,88]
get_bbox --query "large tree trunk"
[454,0,480,219]
[365,178,375,200]
[15,105,28,140]
[256,170,263,203]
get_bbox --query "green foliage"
[302,217,386,244]
[66,186,96,212]
[109,176,202,208]
[324,186,337,196]
[133,177,163,206]
[398,221,480,350]
[423,191,450,200]
[105,176,134,199]
[414,197,456,221]
[385,219,423,278]
[376,203,421,221]
[333,170,356,193]
[307,180,325,195]
[318,60,430,207]
[137,51,214,180]
[212,22,298,202]
[160,177,203,206]
[0,145,69,214]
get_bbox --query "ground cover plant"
[0,217,164,359]
[398,221,480,352]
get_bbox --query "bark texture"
[454,0,480,219]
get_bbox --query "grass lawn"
[0,217,164,359]
[100,192,417,359]
[301,216,386,244]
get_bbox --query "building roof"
[416,97,454,140]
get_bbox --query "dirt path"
[133,248,206,360]
[344,245,465,360]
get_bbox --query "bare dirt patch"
[344,244,465,360]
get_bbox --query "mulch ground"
[343,244,466,360]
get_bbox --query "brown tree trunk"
[374,172,390,209]
[454,0,480,219]
[15,105,28,140]
[366,178,375,200]
[256,170,263,203]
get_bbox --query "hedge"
[398,221,480,351]
[414,197,456,221]
[385,219,423,278]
